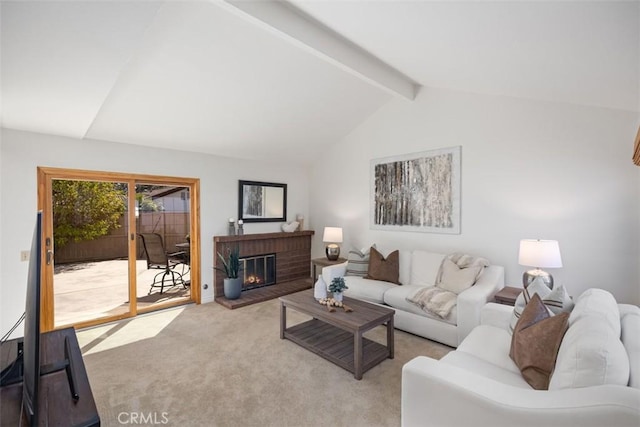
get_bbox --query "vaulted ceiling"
[1,1,638,164]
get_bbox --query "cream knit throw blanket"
[406,286,457,319]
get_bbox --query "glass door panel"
[52,179,131,327]
[135,184,192,311]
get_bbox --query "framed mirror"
[238,180,287,223]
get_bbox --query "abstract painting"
[370,146,461,234]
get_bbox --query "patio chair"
[138,233,188,294]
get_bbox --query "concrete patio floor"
[54,259,191,327]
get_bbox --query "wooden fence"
[54,212,190,264]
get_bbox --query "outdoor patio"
[54,259,191,327]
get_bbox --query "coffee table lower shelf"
[284,318,390,377]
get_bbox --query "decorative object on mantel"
[296,214,304,231]
[227,218,236,236]
[633,125,640,166]
[281,221,299,232]
[328,276,348,302]
[370,146,461,234]
[237,220,244,235]
[216,246,242,300]
[323,226,343,260]
[518,239,562,289]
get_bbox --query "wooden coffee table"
[279,289,394,380]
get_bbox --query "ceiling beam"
[216,0,419,100]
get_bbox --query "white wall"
[309,87,640,304]
[0,128,310,335]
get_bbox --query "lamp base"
[522,269,554,289]
[325,244,340,261]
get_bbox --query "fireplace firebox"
[240,253,276,291]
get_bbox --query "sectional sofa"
[402,288,640,426]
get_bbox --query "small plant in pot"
[216,246,242,300]
[329,277,348,302]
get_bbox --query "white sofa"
[320,249,505,347]
[402,288,640,427]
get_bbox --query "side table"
[493,286,523,306]
[311,257,347,280]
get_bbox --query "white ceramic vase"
[333,291,343,302]
[314,279,327,299]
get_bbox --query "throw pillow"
[437,258,483,295]
[509,280,575,334]
[365,247,400,284]
[345,245,375,277]
[510,293,570,390]
[543,284,575,315]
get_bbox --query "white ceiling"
[1,1,638,163]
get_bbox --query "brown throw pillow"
[365,247,400,284]
[510,293,570,390]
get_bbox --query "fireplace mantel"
[214,230,314,243]
[214,230,315,308]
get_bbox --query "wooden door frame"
[37,167,201,331]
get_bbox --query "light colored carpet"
[79,298,452,427]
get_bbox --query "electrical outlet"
[20,251,30,262]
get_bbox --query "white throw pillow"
[543,284,575,315]
[437,259,482,295]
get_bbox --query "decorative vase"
[224,277,242,300]
[314,279,327,300]
[333,291,343,302]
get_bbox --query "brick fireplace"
[214,230,314,308]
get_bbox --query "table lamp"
[518,239,562,289]
[323,227,343,261]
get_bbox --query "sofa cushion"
[441,351,531,389]
[569,288,620,337]
[342,276,397,304]
[621,311,640,388]
[384,284,457,325]
[366,247,400,284]
[345,246,374,277]
[510,294,569,390]
[549,314,630,390]
[409,251,445,287]
[457,324,521,375]
[437,258,482,294]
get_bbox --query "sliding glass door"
[38,167,200,331]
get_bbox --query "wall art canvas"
[370,146,461,234]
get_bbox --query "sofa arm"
[320,261,348,285]
[402,356,640,427]
[456,265,505,345]
[481,302,513,330]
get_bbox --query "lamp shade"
[518,239,562,268]
[322,227,343,243]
